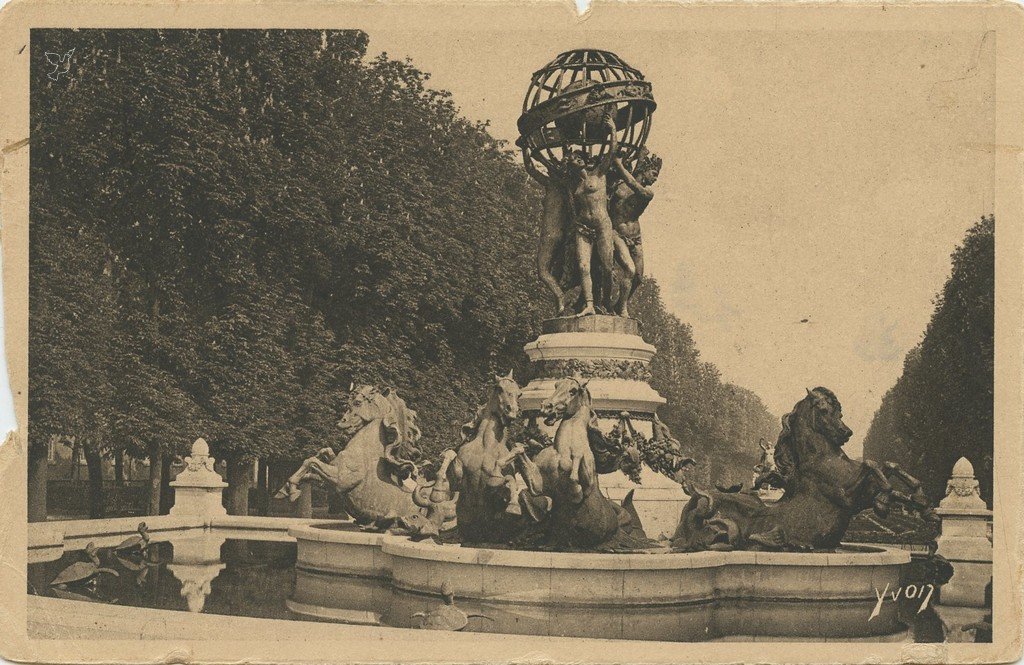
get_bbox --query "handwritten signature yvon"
[870,583,935,621]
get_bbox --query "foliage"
[631,281,780,487]
[29,29,776,496]
[862,216,994,504]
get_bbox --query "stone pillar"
[294,482,314,518]
[169,438,228,518]
[936,457,992,607]
[521,315,687,538]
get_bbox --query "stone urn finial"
[951,456,974,478]
[182,438,217,475]
[191,437,210,458]
[939,456,986,510]
[935,455,992,608]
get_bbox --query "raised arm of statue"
[613,157,654,200]
[522,149,551,187]
[597,115,618,176]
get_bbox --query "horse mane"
[773,387,843,483]
[378,389,424,480]
[774,409,798,485]
[460,401,490,447]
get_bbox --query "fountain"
[285,49,937,641]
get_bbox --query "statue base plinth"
[522,315,665,431]
[522,315,678,535]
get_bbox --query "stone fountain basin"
[288,522,910,640]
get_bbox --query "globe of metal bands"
[517,49,656,176]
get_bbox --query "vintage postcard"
[0,1,1021,663]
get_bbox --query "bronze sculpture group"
[276,376,653,551]
[271,49,937,554]
[274,381,935,553]
[671,388,937,552]
[518,50,660,318]
[524,115,660,318]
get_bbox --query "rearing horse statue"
[672,387,937,551]
[443,370,528,544]
[517,376,651,550]
[275,385,425,529]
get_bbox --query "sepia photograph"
[2,2,1022,663]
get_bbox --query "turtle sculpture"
[110,522,158,584]
[114,522,150,555]
[412,580,492,631]
[50,542,119,590]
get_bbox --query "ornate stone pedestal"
[521,315,686,538]
[522,316,665,431]
[170,438,228,518]
[936,457,992,608]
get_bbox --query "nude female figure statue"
[523,152,570,314]
[563,114,620,316]
[609,150,661,317]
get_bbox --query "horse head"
[540,375,591,426]
[493,370,522,425]
[773,387,852,483]
[337,385,390,435]
[460,370,521,445]
[800,387,853,448]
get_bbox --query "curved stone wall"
[289,523,911,641]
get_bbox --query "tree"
[863,216,994,504]
[631,280,780,486]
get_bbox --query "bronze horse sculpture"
[443,371,529,544]
[517,376,651,550]
[672,387,937,551]
[275,385,427,529]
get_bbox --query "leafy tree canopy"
[863,215,994,505]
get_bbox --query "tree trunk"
[28,445,48,522]
[295,482,313,518]
[114,451,125,485]
[84,444,104,519]
[68,441,80,479]
[225,457,251,516]
[252,458,269,516]
[147,444,163,516]
[159,455,173,514]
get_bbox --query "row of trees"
[863,216,994,505]
[29,29,778,520]
[631,282,779,486]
